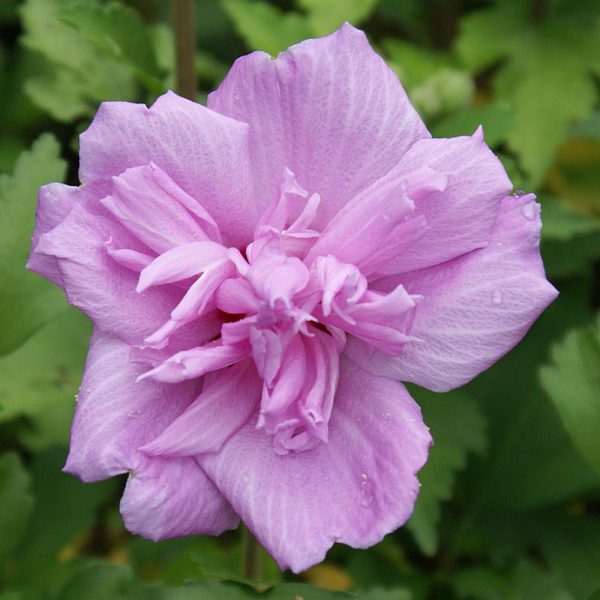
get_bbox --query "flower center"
[107,165,431,455]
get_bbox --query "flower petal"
[32,203,181,344]
[28,183,86,287]
[137,241,228,292]
[369,129,512,276]
[101,164,219,254]
[120,454,238,540]
[64,330,202,482]
[141,360,261,457]
[79,91,258,246]
[198,359,431,573]
[348,194,559,391]
[208,23,429,228]
[138,342,250,384]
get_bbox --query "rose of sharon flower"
[28,24,557,572]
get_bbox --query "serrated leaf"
[0,134,67,356]
[59,1,164,94]
[456,3,520,73]
[297,0,379,36]
[8,448,118,595]
[460,280,600,518]
[222,0,312,56]
[19,0,135,121]
[456,4,600,185]
[0,453,34,564]
[0,308,90,430]
[540,314,600,476]
[407,390,487,555]
[498,40,596,187]
[23,66,92,123]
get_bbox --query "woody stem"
[172,0,198,99]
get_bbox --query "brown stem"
[242,526,263,581]
[172,0,197,99]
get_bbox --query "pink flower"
[27,24,557,572]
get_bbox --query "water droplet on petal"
[521,203,535,220]
[234,94,241,101]
[492,290,502,305]
[514,189,526,197]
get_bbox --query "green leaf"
[407,68,475,121]
[455,4,517,73]
[297,0,379,36]
[407,390,487,555]
[539,514,600,599]
[456,4,600,185]
[382,39,473,119]
[24,68,93,123]
[452,567,512,600]
[498,37,596,187]
[540,197,600,241]
[128,580,256,600]
[540,314,600,476]
[59,1,164,94]
[510,561,575,600]
[57,562,136,600]
[19,0,135,121]
[222,0,312,56]
[0,134,67,356]
[8,448,118,595]
[0,308,90,437]
[457,280,600,519]
[266,583,353,598]
[359,589,413,600]
[345,537,411,590]
[570,112,600,142]
[0,453,34,564]
[431,103,515,148]
[542,234,600,279]
[383,39,456,88]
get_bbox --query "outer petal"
[208,23,429,228]
[347,194,559,392]
[32,203,195,345]
[28,183,84,287]
[120,455,238,540]
[64,330,202,481]
[79,91,257,246]
[198,359,432,573]
[367,129,512,277]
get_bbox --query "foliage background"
[1,0,599,598]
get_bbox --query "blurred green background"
[1,0,599,598]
